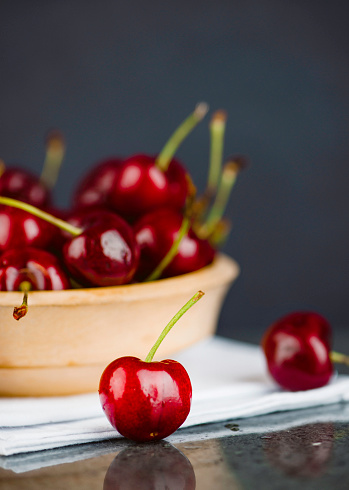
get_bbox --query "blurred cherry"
[72,157,122,209]
[0,166,51,208]
[0,247,70,320]
[261,311,334,391]
[0,205,57,253]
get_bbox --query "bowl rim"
[0,253,239,306]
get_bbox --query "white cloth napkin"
[1,336,349,456]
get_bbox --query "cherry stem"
[40,130,66,189]
[145,290,205,362]
[13,281,32,321]
[145,216,191,282]
[208,218,232,247]
[0,159,5,179]
[0,196,82,236]
[207,110,227,196]
[155,102,209,172]
[330,351,349,367]
[196,159,239,238]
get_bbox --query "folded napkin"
[1,336,349,456]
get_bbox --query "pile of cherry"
[0,103,246,320]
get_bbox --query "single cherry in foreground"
[261,311,349,391]
[99,290,204,442]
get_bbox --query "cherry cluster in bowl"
[0,103,246,319]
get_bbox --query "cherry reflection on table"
[103,441,196,490]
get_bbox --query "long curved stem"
[145,291,205,362]
[207,110,227,196]
[0,196,82,236]
[145,216,191,282]
[155,102,209,172]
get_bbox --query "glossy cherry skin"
[63,214,139,287]
[0,205,57,253]
[103,442,196,490]
[0,167,51,208]
[261,311,334,391]
[57,205,116,244]
[72,157,122,209]
[99,356,192,442]
[107,154,189,222]
[0,247,70,291]
[133,207,216,280]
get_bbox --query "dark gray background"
[1,0,348,344]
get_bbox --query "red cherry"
[108,154,189,222]
[0,167,51,208]
[0,247,70,319]
[63,213,139,287]
[261,311,334,391]
[99,356,192,442]
[107,103,208,222]
[133,207,215,281]
[103,442,196,490]
[0,205,57,253]
[72,157,122,209]
[99,291,204,442]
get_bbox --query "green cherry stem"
[144,215,191,282]
[145,290,205,362]
[0,196,82,236]
[330,351,349,367]
[13,281,32,321]
[155,102,209,172]
[207,110,227,197]
[40,130,66,189]
[196,156,246,239]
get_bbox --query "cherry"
[63,212,139,287]
[133,207,215,281]
[72,157,122,209]
[0,247,70,320]
[261,311,349,391]
[0,166,51,208]
[99,290,204,442]
[103,442,196,490]
[56,205,117,243]
[0,205,58,253]
[0,196,140,288]
[108,103,208,222]
[0,130,65,208]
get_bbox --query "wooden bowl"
[0,254,239,396]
